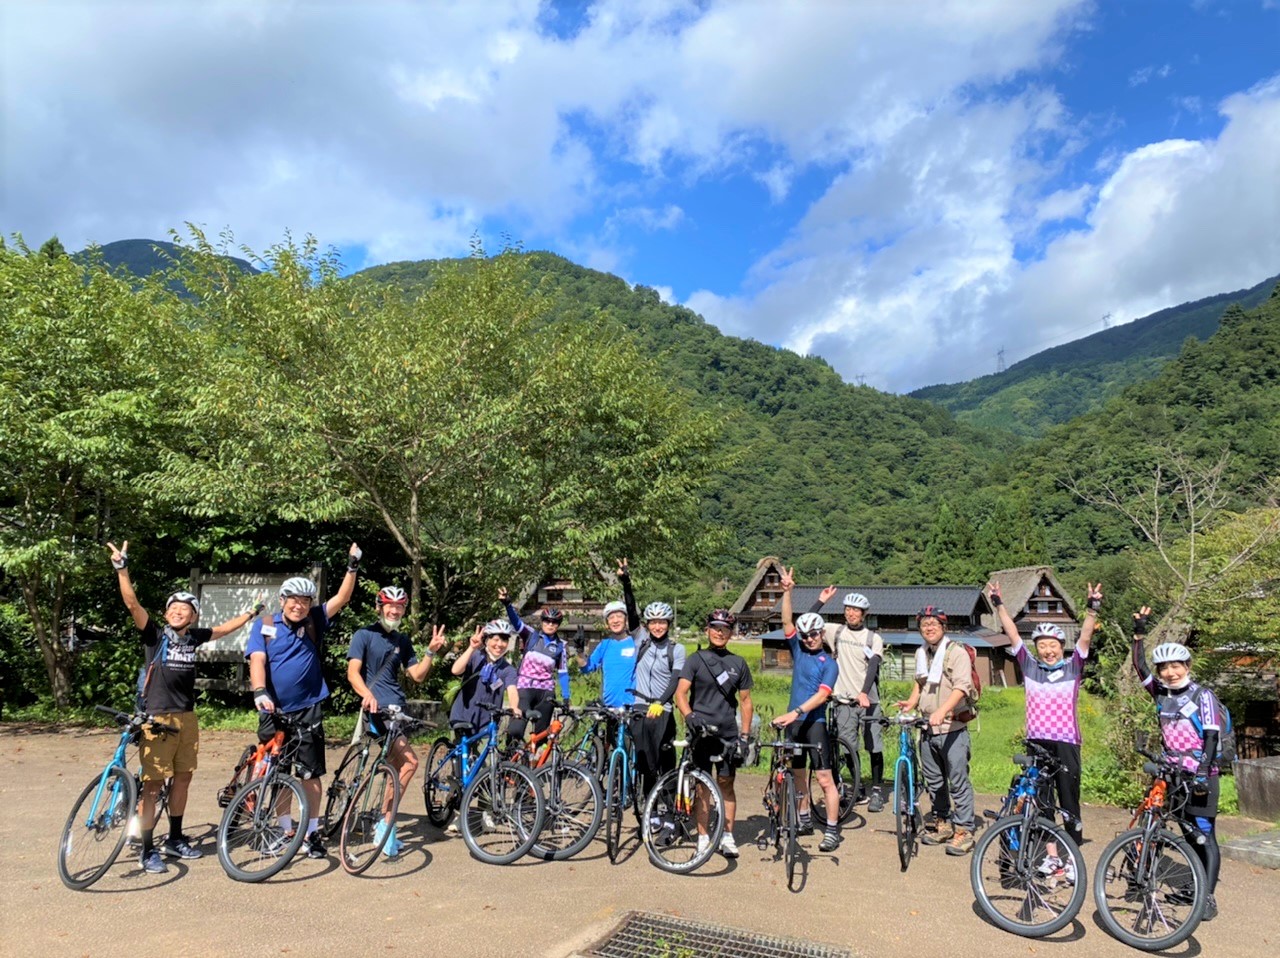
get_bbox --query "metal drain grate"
[586,911,851,958]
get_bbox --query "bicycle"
[758,728,823,889]
[641,723,727,874]
[420,705,546,865]
[333,707,432,875]
[876,713,930,872]
[215,711,311,883]
[508,704,603,862]
[970,743,1087,938]
[811,701,861,826]
[600,703,645,863]
[559,702,612,775]
[57,705,176,890]
[1093,745,1210,951]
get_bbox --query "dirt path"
[3,725,1277,958]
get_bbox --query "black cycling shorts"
[788,720,833,772]
[691,734,739,779]
[258,703,326,780]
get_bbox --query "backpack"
[1187,686,1237,766]
[636,635,676,672]
[136,630,171,711]
[950,642,982,723]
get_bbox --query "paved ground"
[4,724,1279,958]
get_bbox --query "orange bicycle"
[510,704,602,861]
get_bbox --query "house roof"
[760,627,1008,649]
[776,585,992,619]
[728,556,785,614]
[988,566,1079,619]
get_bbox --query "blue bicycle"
[599,704,644,863]
[876,713,930,872]
[57,705,175,890]
[421,705,545,865]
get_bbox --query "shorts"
[832,700,883,753]
[140,711,199,780]
[787,720,833,772]
[258,703,326,780]
[691,734,738,780]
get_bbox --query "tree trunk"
[23,581,72,708]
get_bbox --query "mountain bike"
[641,723,726,875]
[560,701,613,775]
[57,705,176,890]
[758,729,823,889]
[971,742,1087,937]
[215,711,311,882]
[810,702,860,825]
[876,713,930,872]
[508,704,603,862]
[334,707,432,875]
[1093,745,1209,951]
[420,705,546,865]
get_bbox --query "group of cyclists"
[103,540,1227,925]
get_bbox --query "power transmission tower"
[854,374,866,387]
[1102,312,1112,330]
[996,347,1006,374]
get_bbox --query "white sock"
[308,818,319,836]
[279,815,293,833]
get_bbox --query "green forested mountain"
[76,238,258,278]
[910,272,1279,437]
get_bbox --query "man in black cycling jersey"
[675,609,754,858]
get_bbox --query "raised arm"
[211,590,267,640]
[987,580,1021,649]
[498,586,530,638]
[405,625,448,684]
[619,558,640,633]
[1131,606,1153,684]
[780,566,796,632]
[324,542,361,618]
[452,627,483,676]
[106,541,149,630]
[810,584,836,616]
[1076,582,1101,657]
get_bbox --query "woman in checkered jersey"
[987,581,1101,847]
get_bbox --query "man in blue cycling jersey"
[576,558,641,708]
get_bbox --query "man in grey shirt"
[630,601,687,803]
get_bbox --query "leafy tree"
[38,235,67,260]
[158,232,728,628]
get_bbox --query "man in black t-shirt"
[675,609,754,859]
[108,541,263,875]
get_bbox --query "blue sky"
[2,0,1278,391]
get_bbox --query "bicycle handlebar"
[874,714,931,728]
[94,704,177,735]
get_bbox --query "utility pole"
[996,347,1006,374]
[1102,312,1112,330]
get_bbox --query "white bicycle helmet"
[602,600,627,618]
[1152,642,1192,664]
[643,601,674,622]
[842,592,870,610]
[376,586,408,606]
[483,619,516,637]
[279,576,318,599]
[1031,623,1066,643]
[165,591,200,614]
[795,612,826,635]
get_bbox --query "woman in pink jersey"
[988,581,1100,851]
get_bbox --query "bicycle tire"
[783,772,800,887]
[642,766,725,875]
[459,762,545,865]
[57,766,136,890]
[810,740,859,826]
[605,751,626,863]
[323,744,365,838]
[1093,826,1208,951]
[339,761,401,875]
[422,737,457,828]
[971,815,1087,938]
[894,759,915,872]
[217,774,309,882]
[530,761,603,861]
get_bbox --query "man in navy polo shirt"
[247,543,360,860]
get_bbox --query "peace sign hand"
[1086,582,1103,612]
[106,541,129,570]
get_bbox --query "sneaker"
[1038,855,1076,884]
[140,848,169,874]
[696,834,711,857]
[654,821,678,847]
[797,819,815,837]
[719,833,739,858]
[161,836,203,860]
[867,787,885,814]
[444,820,461,837]
[945,829,975,856]
[1202,894,1218,922]
[921,819,954,845]
[1038,855,1064,876]
[303,831,327,859]
[819,830,842,852]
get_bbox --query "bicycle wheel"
[57,767,136,890]
[783,772,800,887]
[339,762,401,875]
[810,740,859,826]
[422,737,458,828]
[894,760,916,872]
[1094,826,1208,951]
[971,815,1087,938]
[323,744,364,838]
[605,752,626,863]
[460,762,545,865]
[217,774,309,882]
[530,761,603,861]
[643,767,725,875]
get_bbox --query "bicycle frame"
[607,708,639,806]
[891,721,922,819]
[429,714,505,796]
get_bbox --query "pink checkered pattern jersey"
[1143,677,1222,775]
[1016,645,1086,745]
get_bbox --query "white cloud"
[1129,63,1172,87]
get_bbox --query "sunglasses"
[801,629,824,639]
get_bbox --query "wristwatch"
[794,707,805,719]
